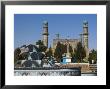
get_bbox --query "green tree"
[68,44,74,62]
[14,47,29,64]
[88,49,97,64]
[46,46,53,58]
[69,44,74,57]
[14,48,21,63]
[54,42,63,62]
[54,42,73,62]
[69,44,73,53]
[74,42,86,63]
[36,40,47,52]
[36,40,44,45]
[61,44,67,53]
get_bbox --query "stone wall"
[58,63,91,73]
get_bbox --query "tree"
[54,42,74,62]
[36,40,47,52]
[61,44,67,53]
[88,49,97,64]
[46,46,53,58]
[69,44,73,53]
[14,48,21,63]
[36,40,44,45]
[74,42,86,63]
[69,44,74,57]
[14,47,29,64]
[54,42,63,62]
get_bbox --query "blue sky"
[14,14,97,50]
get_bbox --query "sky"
[14,14,97,50]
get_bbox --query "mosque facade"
[42,21,89,58]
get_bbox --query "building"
[83,21,89,58]
[42,21,49,47]
[52,21,89,58]
[53,38,80,53]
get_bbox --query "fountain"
[14,44,81,76]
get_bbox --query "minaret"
[42,21,49,47]
[83,20,89,58]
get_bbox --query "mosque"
[42,20,89,60]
